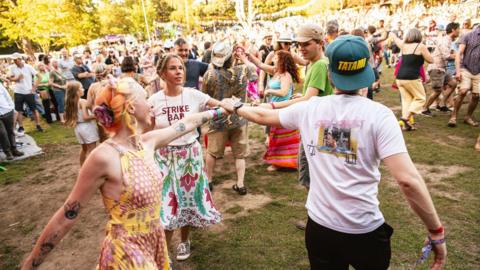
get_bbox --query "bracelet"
[270,102,275,109]
[209,109,217,120]
[417,235,446,265]
[210,108,222,121]
[428,226,444,234]
[216,108,222,119]
[428,236,446,245]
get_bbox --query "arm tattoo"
[31,232,59,269]
[201,116,209,124]
[64,201,81,220]
[174,122,186,133]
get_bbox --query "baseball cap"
[277,33,293,43]
[294,24,323,43]
[325,35,375,91]
[10,52,23,60]
[211,41,232,68]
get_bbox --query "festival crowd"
[0,1,478,270]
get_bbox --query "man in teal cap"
[220,35,446,270]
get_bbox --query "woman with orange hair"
[149,54,222,262]
[21,77,227,270]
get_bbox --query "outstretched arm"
[21,150,108,269]
[142,108,227,150]
[390,32,404,50]
[273,87,319,109]
[243,53,275,75]
[383,153,446,269]
[221,99,281,127]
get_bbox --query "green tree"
[0,0,99,55]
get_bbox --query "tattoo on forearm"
[201,116,209,124]
[175,122,186,133]
[64,201,81,220]
[31,232,59,269]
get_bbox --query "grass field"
[1,65,479,269]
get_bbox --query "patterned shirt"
[202,64,257,130]
[459,26,480,75]
[429,35,453,71]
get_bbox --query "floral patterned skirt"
[155,141,221,230]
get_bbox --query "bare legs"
[235,159,246,188]
[206,153,246,188]
[449,88,479,127]
[205,153,216,184]
[475,135,480,152]
[14,110,41,129]
[80,143,96,166]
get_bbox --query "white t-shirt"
[0,82,14,115]
[7,63,37,95]
[279,95,407,234]
[149,88,210,146]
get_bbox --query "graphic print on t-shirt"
[161,104,190,124]
[310,119,363,165]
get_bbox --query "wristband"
[428,226,444,234]
[416,235,446,265]
[209,109,217,120]
[270,102,276,109]
[216,108,222,119]
[428,236,446,245]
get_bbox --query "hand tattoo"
[175,122,186,133]
[64,201,81,220]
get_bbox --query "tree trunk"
[20,38,35,59]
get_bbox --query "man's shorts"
[429,69,453,91]
[298,143,310,188]
[14,93,36,113]
[207,125,248,159]
[460,68,480,94]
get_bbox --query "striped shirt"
[459,26,480,75]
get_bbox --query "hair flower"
[94,103,114,127]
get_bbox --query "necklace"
[164,88,184,125]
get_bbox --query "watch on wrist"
[233,101,244,114]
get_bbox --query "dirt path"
[0,131,270,270]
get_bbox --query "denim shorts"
[52,90,65,113]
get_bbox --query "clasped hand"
[220,97,239,113]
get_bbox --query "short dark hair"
[204,41,212,50]
[121,56,136,73]
[367,25,376,35]
[351,28,365,38]
[174,38,188,47]
[446,22,460,34]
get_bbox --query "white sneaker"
[176,241,191,261]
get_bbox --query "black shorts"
[305,217,393,270]
[14,93,36,113]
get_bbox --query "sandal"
[400,118,413,131]
[464,118,479,127]
[447,118,457,127]
[232,184,247,195]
